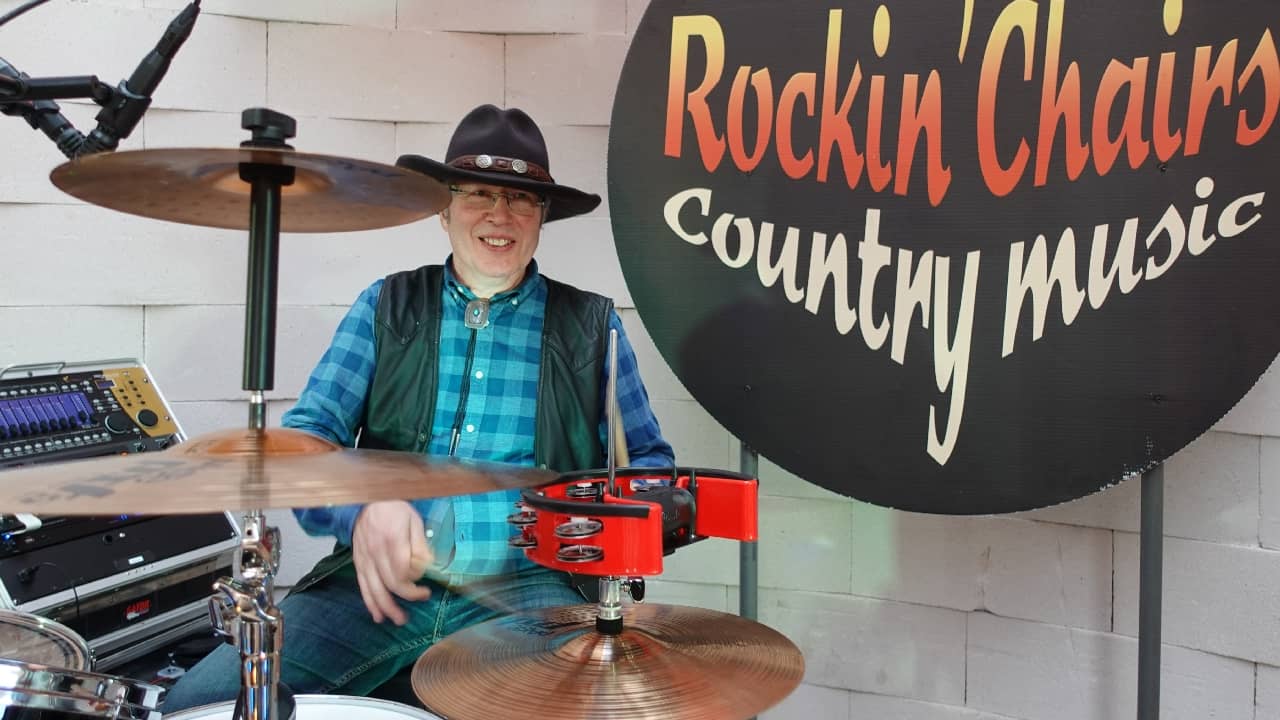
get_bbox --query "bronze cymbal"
[0,428,557,514]
[411,603,805,720]
[50,147,451,232]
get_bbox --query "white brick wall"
[1,3,1277,719]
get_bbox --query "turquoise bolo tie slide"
[465,299,491,329]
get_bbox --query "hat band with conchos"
[449,154,553,183]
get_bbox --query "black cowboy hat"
[396,104,601,222]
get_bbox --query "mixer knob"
[137,409,159,428]
[104,412,132,435]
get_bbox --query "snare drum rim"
[0,657,162,717]
[0,608,93,670]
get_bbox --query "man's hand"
[351,500,434,625]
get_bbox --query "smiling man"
[162,104,675,711]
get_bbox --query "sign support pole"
[1138,464,1164,719]
[738,441,760,622]
[739,441,761,720]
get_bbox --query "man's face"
[441,182,546,297]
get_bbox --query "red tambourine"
[510,466,757,577]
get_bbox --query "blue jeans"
[162,564,582,712]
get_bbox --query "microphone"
[76,0,201,156]
[0,57,87,158]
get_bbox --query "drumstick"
[611,406,630,468]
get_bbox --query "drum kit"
[0,107,804,719]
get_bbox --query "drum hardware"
[0,608,165,718]
[0,607,91,670]
[0,656,164,719]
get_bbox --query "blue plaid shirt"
[285,259,674,575]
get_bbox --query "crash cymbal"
[50,147,450,232]
[0,428,557,514]
[411,603,804,720]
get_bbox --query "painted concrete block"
[165,398,289,438]
[658,528,739,586]
[760,589,967,704]
[1258,663,1280,720]
[394,122,455,161]
[144,0,397,28]
[144,304,347,401]
[278,223,451,307]
[505,34,628,126]
[760,495,854,595]
[848,693,1019,720]
[849,512,1111,631]
[757,455,852,502]
[969,614,1254,720]
[538,124,610,216]
[267,25,502,122]
[1215,355,1280,436]
[0,5,266,114]
[1259,437,1280,550]
[626,0,652,35]
[640,579,730,612]
[534,217,631,305]
[143,110,398,165]
[0,205,246,306]
[760,683,852,720]
[1115,534,1280,665]
[397,0,626,35]
[0,102,101,205]
[649,397,732,468]
[0,307,143,367]
[1023,431,1259,546]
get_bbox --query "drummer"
[162,104,675,710]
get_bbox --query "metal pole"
[1137,464,1164,719]
[739,442,760,720]
[738,442,759,621]
[242,175,281,393]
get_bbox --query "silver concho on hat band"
[476,154,494,169]
[511,159,528,174]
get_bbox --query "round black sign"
[608,0,1280,513]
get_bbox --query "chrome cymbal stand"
[595,329,644,632]
[205,107,300,720]
[211,500,293,720]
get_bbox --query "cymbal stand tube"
[595,576,623,635]
[241,171,284,393]
[605,329,619,498]
[248,391,266,432]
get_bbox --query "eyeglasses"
[449,186,545,216]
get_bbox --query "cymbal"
[50,147,451,232]
[0,428,558,514]
[411,603,805,720]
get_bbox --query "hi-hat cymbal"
[0,428,557,514]
[50,148,451,232]
[411,603,805,720]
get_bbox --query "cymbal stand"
[206,107,301,720]
[596,329,644,633]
